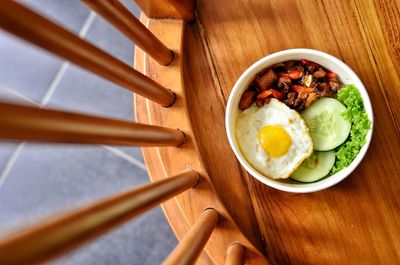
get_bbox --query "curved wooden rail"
[134,14,271,265]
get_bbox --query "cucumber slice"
[302,98,351,151]
[291,151,336,182]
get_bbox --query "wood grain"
[353,0,400,135]
[182,22,265,251]
[135,0,195,20]
[134,35,216,265]
[134,14,271,265]
[4,0,397,264]
[196,0,400,264]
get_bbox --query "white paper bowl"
[225,49,374,193]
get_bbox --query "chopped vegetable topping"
[270,89,285,100]
[300,59,320,68]
[330,84,371,174]
[326,72,337,79]
[279,71,303,79]
[291,85,314,94]
[238,60,342,112]
[257,90,272,100]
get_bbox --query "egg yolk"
[258,125,292,157]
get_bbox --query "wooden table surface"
[191,0,399,264]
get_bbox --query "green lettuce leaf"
[330,84,371,174]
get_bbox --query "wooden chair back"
[0,1,267,264]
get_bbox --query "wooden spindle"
[0,101,185,146]
[163,208,219,265]
[225,244,245,265]
[135,0,196,20]
[0,170,199,265]
[0,1,176,106]
[81,0,174,65]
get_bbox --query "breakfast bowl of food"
[226,49,373,193]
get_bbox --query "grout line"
[0,143,25,188]
[88,9,147,171]
[40,61,70,106]
[102,145,147,172]
[0,10,146,187]
[40,11,96,106]
[0,84,40,106]
[0,12,97,188]
[0,11,95,108]
[78,11,96,38]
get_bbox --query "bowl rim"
[225,48,374,193]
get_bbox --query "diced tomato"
[279,72,289,78]
[256,90,272,100]
[300,59,307,65]
[289,71,303,79]
[279,71,303,79]
[270,89,285,100]
[326,72,337,79]
[291,85,314,93]
[300,59,319,68]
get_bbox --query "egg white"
[236,99,313,179]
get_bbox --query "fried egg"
[236,98,313,179]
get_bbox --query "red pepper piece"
[291,85,314,93]
[279,71,303,79]
[300,59,307,65]
[300,59,319,68]
[256,90,272,100]
[326,71,337,79]
[270,89,285,100]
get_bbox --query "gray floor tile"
[117,147,146,165]
[19,0,90,33]
[0,143,148,226]
[46,4,146,164]
[0,84,40,106]
[85,14,134,65]
[47,64,135,120]
[0,143,176,265]
[0,32,62,102]
[43,13,135,119]
[0,143,19,176]
[0,0,90,102]
[44,11,136,119]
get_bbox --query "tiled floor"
[0,1,177,264]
